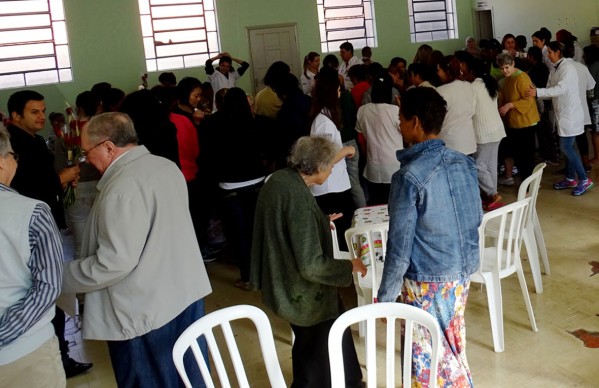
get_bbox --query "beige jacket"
[62,146,211,340]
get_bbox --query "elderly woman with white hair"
[251,136,366,388]
[464,36,480,58]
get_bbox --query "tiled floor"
[66,163,599,387]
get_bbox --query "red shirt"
[351,81,370,109]
[170,113,199,181]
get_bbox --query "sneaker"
[63,357,93,378]
[553,177,578,190]
[498,176,514,186]
[572,179,594,196]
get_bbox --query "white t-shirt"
[300,69,316,95]
[437,80,477,155]
[338,56,362,91]
[355,103,402,183]
[310,112,351,196]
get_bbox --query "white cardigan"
[471,78,506,144]
[437,80,477,155]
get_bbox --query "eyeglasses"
[80,139,109,163]
[7,151,18,161]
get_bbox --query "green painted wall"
[1,0,474,134]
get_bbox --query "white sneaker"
[498,176,514,186]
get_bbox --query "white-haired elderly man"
[61,112,212,387]
[0,126,66,386]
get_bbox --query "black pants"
[51,306,69,362]
[576,131,589,157]
[366,181,390,206]
[315,189,355,251]
[500,126,536,181]
[290,299,362,388]
[220,182,262,282]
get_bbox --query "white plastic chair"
[172,304,286,388]
[328,302,442,388]
[344,222,389,336]
[471,197,538,353]
[527,163,550,276]
[487,163,548,293]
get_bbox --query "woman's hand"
[498,102,513,116]
[328,213,343,224]
[192,108,205,125]
[351,258,367,278]
[525,84,537,98]
[342,145,355,159]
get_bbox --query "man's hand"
[59,166,80,188]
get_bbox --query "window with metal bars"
[316,0,377,53]
[0,0,72,90]
[407,0,458,43]
[138,0,221,72]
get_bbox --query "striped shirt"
[0,183,63,349]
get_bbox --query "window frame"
[0,0,72,90]
[316,0,378,54]
[407,0,458,43]
[138,0,221,73]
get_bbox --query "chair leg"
[523,226,543,294]
[534,212,550,275]
[357,289,372,337]
[515,258,539,333]
[484,275,505,353]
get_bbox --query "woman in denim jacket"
[377,87,482,387]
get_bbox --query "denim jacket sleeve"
[377,171,417,302]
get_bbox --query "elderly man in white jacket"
[62,112,212,387]
[528,41,594,196]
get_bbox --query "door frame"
[246,23,301,95]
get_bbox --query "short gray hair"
[288,136,338,175]
[0,126,11,156]
[496,52,514,67]
[86,112,138,147]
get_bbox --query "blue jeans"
[107,299,208,388]
[559,136,587,181]
[343,139,367,208]
[65,180,98,259]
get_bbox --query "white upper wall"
[480,0,599,46]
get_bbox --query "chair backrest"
[328,302,442,388]
[172,305,286,388]
[479,197,532,275]
[344,222,390,300]
[517,163,545,224]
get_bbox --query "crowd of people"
[1,25,597,387]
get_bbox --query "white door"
[247,24,300,95]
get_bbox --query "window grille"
[316,0,377,53]
[138,0,221,72]
[0,0,72,90]
[407,0,458,43]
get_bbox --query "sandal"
[234,279,252,291]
